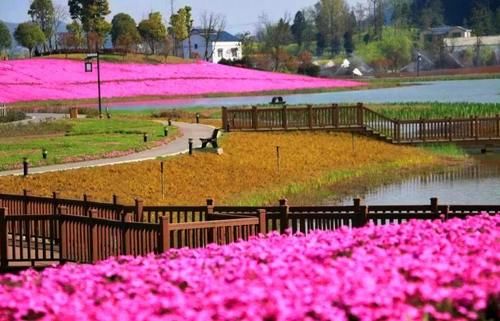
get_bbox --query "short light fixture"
[84,58,93,72]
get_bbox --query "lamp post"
[84,51,103,118]
[417,53,422,77]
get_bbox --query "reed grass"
[373,102,500,120]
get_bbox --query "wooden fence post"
[430,198,439,217]
[279,199,289,234]
[206,199,214,243]
[353,198,368,227]
[134,199,144,222]
[307,105,313,129]
[112,194,119,205]
[222,107,228,131]
[0,208,8,270]
[88,209,99,263]
[448,118,453,141]
[356,103,364,126]
[420,118,425,142]
[252,106,258,130]
[121,212,132,255]
[158,215,170,253]
[52,192,60,243]
[474,116,479,141]
[442,205,449,221]
[58,206,67,262]
[395,120,401,143]
[332,104,339,128]
[258,209,267,235]
[83,194,90,217]
[496,114,500,138]
[23,189,31,214]
[282,105,288,130]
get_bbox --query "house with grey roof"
[182,29,242,63]
[421,26,472,43]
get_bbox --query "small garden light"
[22,157,29,176]
[196,113,200,123]
[42,148,48,159]
[188,138,193,155]
[164,127,169,137]
[143,133,149,143]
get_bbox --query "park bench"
[200,128,220,148]
[270,96,286,105]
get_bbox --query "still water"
[335,155,500,205]
[109,78,500,110]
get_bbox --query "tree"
[68,0,111,49]
[315,0,349,55]
[111,13,140,52]
[360,28,412,72]
[0,21,12,56]
[343,31,354,55]
[169,7,192,57]
[65,20,84,49]
[14,22,46,58]
[138,12,166,55]
[199,12,226,61]
[52,3,69,50]
[470,1,495,66]
[291,11,306,48]
[261,18,292,71]
[28,0,55,51]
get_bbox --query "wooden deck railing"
[222,104,500,144]
[0,192,498,272]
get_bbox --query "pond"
[108,78,500,110]
[333,154,500,206]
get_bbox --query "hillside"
[0,58,365,103]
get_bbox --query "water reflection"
[336,155,500,205]
[108,79,500,110]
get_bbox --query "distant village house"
[182,29,242,63]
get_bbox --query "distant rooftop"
[191,29,240,42]
[425,26,472,35]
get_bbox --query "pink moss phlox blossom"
[0,215,498,320]
[0,59,365,103]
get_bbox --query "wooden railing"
[0,192,498,272]
[222,104,500,144]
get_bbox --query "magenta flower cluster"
[0,215,498,321]
[0,59,364,103]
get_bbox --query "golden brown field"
[0,132,443,205]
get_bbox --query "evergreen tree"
[28,0,55,51]
[291,11,306,48]
[14,22,46,57]
[0,21,12,55]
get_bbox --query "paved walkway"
[0,122,214,177]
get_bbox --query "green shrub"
[0,110,27,123]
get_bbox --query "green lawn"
[0,118,176,170]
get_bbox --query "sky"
[0,0,363,33]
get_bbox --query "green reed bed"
[373,102,500,120]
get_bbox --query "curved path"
[0,121,214,177]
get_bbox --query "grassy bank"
[0,118,176,170]
[0,131,458,205]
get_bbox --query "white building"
[182,29,242,63]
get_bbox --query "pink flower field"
[0,59,365,103]
[0,215,498,321]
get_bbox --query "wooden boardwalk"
[1,192,499,271]
[222,104,500,145]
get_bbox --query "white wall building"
[182,29,242,63]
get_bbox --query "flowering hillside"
[0,59,364,103]
[0,215,498,321]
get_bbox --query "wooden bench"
[200,128,220,148]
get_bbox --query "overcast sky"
[0,0,363,33]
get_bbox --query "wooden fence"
[222,104,500,144]
[0,192,498,272]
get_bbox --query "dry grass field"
[0,131,445,205]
